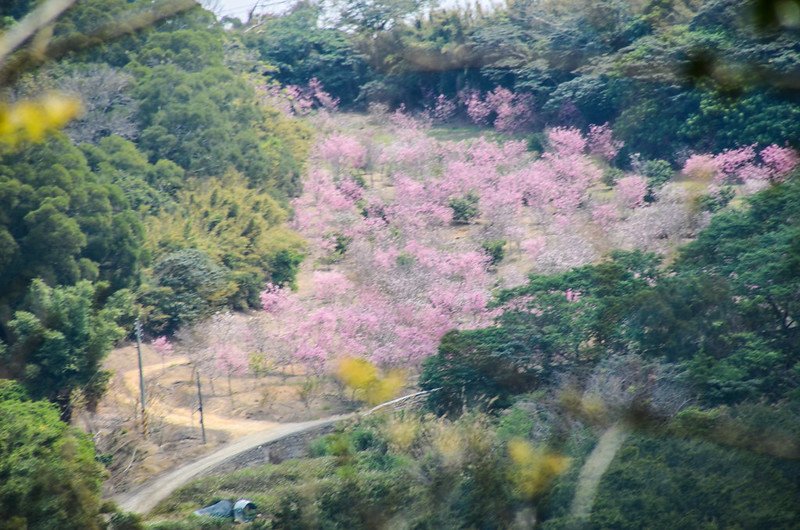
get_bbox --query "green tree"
[421,251,662,414]
[0,134,143,328]
[0,380,106,529]
[139,248,234,335]
[132,63,307,196]
[583,435,800,529]
[2,281,126,416]
[141,175,305,323]
[245,2,370,106]
[82,135,184,212]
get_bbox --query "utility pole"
[134,318,147,435]
[196,372,206,444]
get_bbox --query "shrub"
[602,167,624,187]
[642,159,673,188]
[449,192,480,224]
[0,382,107,528]
[697,186,735,212]
[481,240,506,266]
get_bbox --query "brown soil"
[82,339,357,495]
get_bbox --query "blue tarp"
[194,499,234,519]
[193,499,257,522]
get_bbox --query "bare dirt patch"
[83,340,358,495]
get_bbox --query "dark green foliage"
[0,0,34,20]
[421,250,661,414]
[108,512,144,530]
[421,328,543,415]
[243,0,800,155]
[449,192,480,224]
[2,281,126,415]
[602,167,624,187]
[424,178,800,409]
[527,131,547,153]
[320,232,353,264]
[640,159,673,188]
[132,63,303,195]
[587,435,800,529]
[0,381,107,529]
[680,89,800,153]
[82,135,185,212]
[668,177,800,403]
[481,239,506,266]
[153,249,231,298]
[244,3,370,107]
[0,135,142,411]
[0,0,310,347]
[0,135,144,313]
[268,248,305,290]
[152,414,522,529]
[613,90,698,160]
[539,402,800,529]
[141,249,233,334]
[697,185,736,212]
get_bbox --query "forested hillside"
[0,0,310,417]
[0,0,799,528]
[249,0,800,159]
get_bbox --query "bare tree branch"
[0,0,200,86]
[0,0,78,66]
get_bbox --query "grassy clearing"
[427,123,523,143]
[150,458,340,518]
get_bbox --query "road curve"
[113,389,435,514]
[114,414,355,514]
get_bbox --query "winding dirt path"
[114,414,355,514]
[569,422,628,523]
[113,390,434,515]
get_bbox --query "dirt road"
[114,413,354,514]
[113,390,434,514]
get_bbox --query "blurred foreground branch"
[0,0,78,66]
[0,0,199,86]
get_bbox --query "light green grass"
[427,123,525,144]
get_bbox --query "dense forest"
[0,0,799,528]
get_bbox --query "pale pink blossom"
[308,77,339,111]
[318,134,367,170]
[151,336,173,356]
[587,123,623,161]
[760,144,799,181]
[616,175,648,208]
[592,204,620,230]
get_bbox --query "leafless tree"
[583,354,692,423]
[56,65,139,143]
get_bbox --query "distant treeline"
[244,0,800,159]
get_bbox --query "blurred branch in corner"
[0,0,199,87]
[0,0,199,145]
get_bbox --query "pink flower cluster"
[424,94,457,123]
[269,78,339,116]
[151,336,173,356]
[259,272,487,370]
[587,123,624,161]
[318,134,367,170]
[682,144,799,185]
[460,87,535,133]
[616,175,648,209]
[518,127,603,213]
[266,104,784,373]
